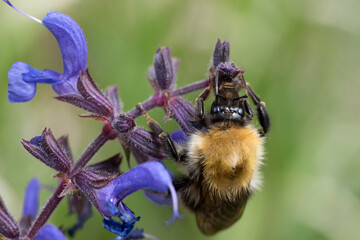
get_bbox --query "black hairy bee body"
[143,40,270,235]
[172,58,270,234]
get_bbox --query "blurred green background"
[1,0,360,239]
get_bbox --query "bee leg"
[195,86,211,121]
[241,99,254,120]
[246,83,270,137]
[239,74,249,98]
[137,104,180,161]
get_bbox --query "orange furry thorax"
[192,125,261,198]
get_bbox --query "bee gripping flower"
[7,9,87,102]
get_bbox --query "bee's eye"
[237,107,243,115]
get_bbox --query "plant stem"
[171,78,209,96]
[127,78,209,118]
[71,131,109,176]
[127,96,158,119]
[27,131,110,239]
[27,181,65,239]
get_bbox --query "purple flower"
[96,161,182,237]
[146,47,196,135]
[20,178,40,230]
[5,1,87,102]
[56,70,116,123]
[22,129,73,174]
[211,39,230,69]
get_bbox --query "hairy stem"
[71,131,109,176]
[27,130,110,238]
[27,181,65,239]
[171,78,209,96]
[127,96,159,119]
[127,78,209,118]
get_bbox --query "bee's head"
[214,63,244,96]
[210,63,247,123]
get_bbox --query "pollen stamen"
[3,0,42,24]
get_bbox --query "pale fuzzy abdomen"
[186,125,264,199]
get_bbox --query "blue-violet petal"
[8,62,37,103]
[42,11,87,95]
[22,178,41,219]
[97,161,182,225]
[34,225,67,240]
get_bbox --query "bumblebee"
[142,50,270,235]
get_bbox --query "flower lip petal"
[8,62,37,103]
